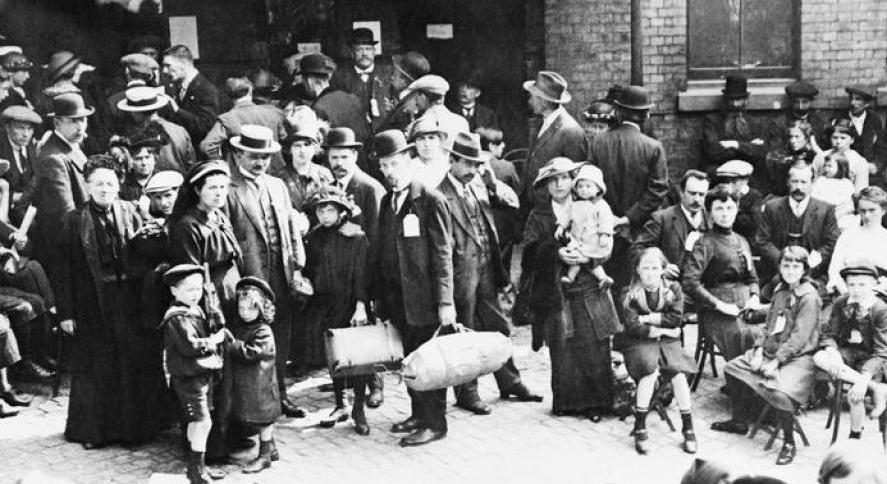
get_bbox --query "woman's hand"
[744,295,763,312]
[715,301,741,317]
[59,319,76,335]
[848,374,872,404]
[760,358,779,378]
[350,302,368,327]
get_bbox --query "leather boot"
[242,439,274,474]
[319,381,350,428]
[367,375,384,408]
[352,406,370,436]
[186,450,210,484]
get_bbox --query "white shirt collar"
[354,65,374,75]
[680,205,703,228]
[337,170,354,190]
[622,121,642,131]
[789,196,810,216]
[538,106,566,138]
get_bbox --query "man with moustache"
[755,163,840,289]
[330,28,394,133]
[160,45,220,148]
[371,129,455,446]
[225,124,307,418]
[766,81,829,152]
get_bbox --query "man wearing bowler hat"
[701,73,768,189]
[843,85,883,169]
[521,70,586,210]
[117,85,196,173]
[225,124,308,418]
[371,128,455,446]
[298,53,369,147]
[0,106,40,225]
[437,132,541,416]
[589,85,669,291]
[331,28,394,132]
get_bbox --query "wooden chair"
[748,402,810,451]
[691,323,721,392]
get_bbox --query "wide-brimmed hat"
[573,164,606,194]
[285,119,319,144]
[323,127,363,149]
[399,74,449,101]
[1,105,41,125]
[716,160,754,179]
[840,261,878,279]
[236,276,276,303]
[533,157,582,187]
[444,132,487,163]
[117,86,168,112]
[846,85,875,101]
[162,264,204,286]
[299,53,336,76]
[120,53,158,76]
[1,52,31,72]
[722,74,749,99]
[48,92,94,118]
[393,51,430,82]
[785,81,818,99]
[349,28,379,46]
[305,184,353,215]
[187,160,230,184]
[230,124,281,154]
[522,71,571,104]
[409,117,447,141]
[614,85,653,110]
[144,171,184,194]
[45,51,81,84]
[373,129,414,159]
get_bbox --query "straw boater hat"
[399,75,449,101]
[118,86,168,112]
[533,157,582,187]
[230,125,281,154]
[522,71,571,104]
[48,92,94,118]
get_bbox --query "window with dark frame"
[687,0,799,80]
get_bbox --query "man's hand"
[438,304,457,327]
[9,232,27,251]
[350,302,368,327]
[748,347,764,372]
[59,319,76,335]
[613,216,630,229]
[208,329,227,346]
[664,263,680,279]
[715,301,741,317]
[809,250,823,269]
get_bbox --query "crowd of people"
[2,25,887,483]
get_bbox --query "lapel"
[440,176,480,246]
[231,172,267,242]
[532,112,564,155]
[802,198,820,231]
[670,206,690,240]
[467,181,498,242]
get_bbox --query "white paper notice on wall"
[352,21,382,55]
[296,43,322,55]
[169,16,199,59]
[426,24,453,40]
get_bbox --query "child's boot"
[242,439,275,474]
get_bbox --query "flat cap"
[120,53,158,75]
[716,160,754,178]
[162,264,204,286]
[144,170,184,194]
[1,105,41,125]
[840,261,879,279]
[784,81,818,99]
[846,85,876,100]
[299,53,336,76]
[399,74,449,100]
[236,276,276,303]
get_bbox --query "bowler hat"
[1,105,41,125]
[120,53,158,76]
[162,264,204,286]
[144,170,184,194]
[230,124,281,154]
[236,276,276,303]
[45,51,81,84]
[187,160,230,185]
[117,86,168,112]
[323,127,363,149]
[349,28,379,46]
[393,51,430,82]
[840,260,879,279]
[299,53,336,76]
[445,132,487,163]
[409,117,447,142]
[1,52,31,72]
[48,92,94,118]
[373,129,414,159]
[523,71,571,104]
[716,160,754,179]
[533,157,582,187]
[722,74,749,99]
[785,81,818,99]
[305,184,353,216]
[399,75,449,100]
[615,85,653,110]
[846,85,875,101]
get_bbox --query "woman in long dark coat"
[57,155,167,448]
[519,157,622,421]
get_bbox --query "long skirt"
[725,353,816,411]
[698,283,762,361]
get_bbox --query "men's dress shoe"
[710,420,748,435]
[399,428,447,447]
[205,466,226,480]
[682,430,698,454]
[0,401,20,418]
[776,443,796,465]
[242,440,275,474]
[319,405,350,428]
[391,416,421,433]
[229,437,255,451]
[633,429,650,455]
[456,399,492,415]
[281,397,306,418]
[1,389,32,407]
[366,389,384,408]
[501,383,543,402]
[14,360,54,381]
[354,419,371,436]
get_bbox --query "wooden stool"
[691,326,721,392]
[748,403,810,451]
[824,377,850,444]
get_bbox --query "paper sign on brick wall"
[169,16,199,59]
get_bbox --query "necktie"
[463,184,477,213]
[360,73,369,83]
[391,189,405,213]
[463,108,473,119]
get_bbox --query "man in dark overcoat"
[224,125,307,418]
[160,45,220,149]
[766,81,829,152]
[437,132,541,415]
[299,54,369,145]
[843,85,884,181]
[755,163,840,289]
[371,129,456,447]
[589,85,669,291]
[448,76,500,133]
[0,106,40,225]
[330,28,395,134]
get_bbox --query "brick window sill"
[677,78,796,112]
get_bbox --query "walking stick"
[51,324,62,398]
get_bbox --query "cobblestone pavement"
[3,321,885,484]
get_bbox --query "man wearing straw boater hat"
[521,70,586,208]
[225,124,308,418]
[117,85,195,173]
[437,132,542,416]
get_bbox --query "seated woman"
[682,186,762,364]
[622,247,697,455]
[765,119,817,198]
[827,187,887,295]
[712,246,822,466]
[815,261,887,441]
[810,152,857,231]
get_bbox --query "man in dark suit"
[589,85,670,290]
[448,77,500,133]
[0,106,40,225]
[755,163,840,288]
[105,53,159,133]
[225,125,307,418]
[372,129,455,447]
[33,93,92,282]
[299,54,370,147]
[478,127,522,278]
[330,28,394,134]
[766,81,829,152]
[631,169,710,277]
[160,45,220,149]
[522,71,586,210]
[844,85,883,170]
[437,132,541,415]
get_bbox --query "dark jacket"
[755,196,840,280]
[845,109,883,164]
[161,303,221,378]
[373,181,454,327]
[163,72,221,147]
[330,61,396,130]
[700,110,768,178]
[622,281,684,339]
[631,204,711,269]
[313,88,371,143]
[0,132,37,222]
[755,280,821,363]
[228,319,281,424]
[821,294,887,375]
[344,168,386,250]
[523,109,587,205]
[448,102,500,132]
[199,99,288,169]
[488,156,522,245]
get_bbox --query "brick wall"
[544,0,887,182]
